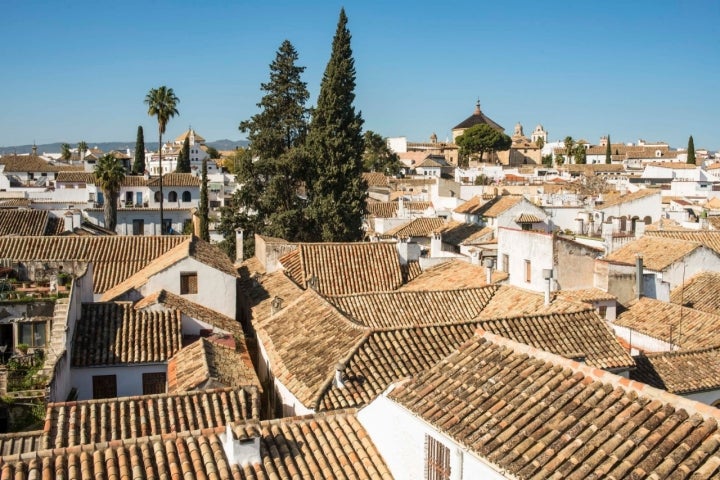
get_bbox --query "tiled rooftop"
[0,155,79,173]
[603,235,700,271]
[134,289,243,338]
[0,432,42,456]
[146,173,202,187]
[71,302,182,367]
[0,412,391,480]
[454,195,491,214]
[167,338,260,393]
[670,271,720,315]
[389,330,720,479]
[383,217,447,237]
[327,286,498,329]
[632,347,720,395]
[615,297,720,350]
[101,236,237,301]
[279,242,404,295]
[475,285,591,319]
[42,387,260,449]
[480,195,523,217]
[556,288,617,304]
[399,259,507,290]
[0,210,61,236]
[596,188,660,209]
[646,230,720,256]
[434,220,488,246]
[0,235,189,293]
[361,172,389,187]
[365,200,433,218]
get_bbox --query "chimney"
[636,254,643,300]
[396,237,420,265]
[334,362,345,388]
[222,424,260,467]
[482,257,494,283]
[542,268,553,306]
[271,296,283,315]
[430,232,442,258]
[235,228,244,263]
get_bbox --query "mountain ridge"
[0,139,248,156]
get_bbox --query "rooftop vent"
[222,424,261,467]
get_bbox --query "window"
[142,372,167,395]
[168,191,178,202]
[18,322,47,348]
[598,305,608,318]
[92,375,117,399]
[180,272,198,294]
[502,254,509,273]
[181,191,191,202]
[425,434,450,480]
[132,219,144,236]
[154,191,162,202]
[525,260,531,283]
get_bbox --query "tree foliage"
[605,135,612,164]
[176,136,191,173]
[573,144,587,164]
[687,135,696,164]
[199,157,209,241]
[95,153,125,231]
[535,137,545,149]
[218,40,310,255]
[133,126,145,174]
[206,146,221,159]
[455,124,511,167]
[362,130,401,174]
[77,141,88,160]
[60,143,71,161]
[304,9,366,242]
[145,86,180,234]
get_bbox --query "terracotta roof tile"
[135,289,243,338]
[147,173,201,187]
[616,298,720,350]
[670,271,720,315]
[0,432,42,456]
[55,172,148,187]
[556,288,617,303]
[167,338,260,393]
[604,235,701,271]
[388,330,720,479]
[0,210,57,236]
[239,267,305,326]
[515,213,543,223]
[0,412,391,480]
[384,217,447,237]
[0,235,189,293]
[476,285,591,319]
[399,259,506,290]
[255,289,367,407]
[646,230,720,256]
[361,172,389,187]
[480,195,524,218]
[327,286,498,329]
[71,302,183,366]
[365,201,433,218]
[101,237,237,301]
[632,347,720,394]
[42,387,260,449]
[278,243,404,295]
[596,189,660,210]
[453,195,492,214]
[433,220,488,246]
[0,155,74,173]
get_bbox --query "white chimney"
[235,228,244,263]
[542,268,553,306]
[334,362,345,388]
[430,232,442,258]
[482,257,494,283]
[222,424,260,467]
[396,237,420,265]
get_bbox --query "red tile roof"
[389,330,720,479]
[632,347,720,394]
[670,271,720,315]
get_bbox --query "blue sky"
[2,0,719,151]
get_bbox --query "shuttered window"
[92,375,117,399]
[180,272,198,294]
[425,434,450,480]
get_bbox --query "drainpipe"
[636,254,643,300]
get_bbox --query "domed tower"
[451,100,504,143]
[531,124,547,145]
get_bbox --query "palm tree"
[77,141,88,161]
[60,143,71,161]
[95,153,125,231]
[562,136,574,166]
[144,86,180,234]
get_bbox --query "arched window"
[154,191,162,202]
[182,191,191,202]
[168,191,178,202]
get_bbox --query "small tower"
[531,125,548,144]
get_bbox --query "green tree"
[77,141,88,161]
[573,144,587,164]
[605,135,612,164]
[95,153,125,231]
[176,136,191,173]
[563,136,574,166]
[535,137,545,149]
[199,157,209,241]
[305,9,366,242]
[60,143,71,161]
[455,124,511,167]
[206,146,221,159]
[219,40,311,255]
[687,135,696,164]
[362,130,401,174]
[133,126,146,174]
[145,86,180,234]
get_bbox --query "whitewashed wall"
[358,395,506,480]
[71,364,167,400]
[497,228,554,293]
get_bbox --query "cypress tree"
[687,135,696,164]
[176,136,191,173]
[217,39,310,257]
[133,126,146,174]
[305,8,366,242]
[605,135,611,164]
[199,156,209,241]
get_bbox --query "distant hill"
[0,139,248,156]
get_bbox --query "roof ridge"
[313,331,373,410]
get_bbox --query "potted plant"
[16,343,29,355]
